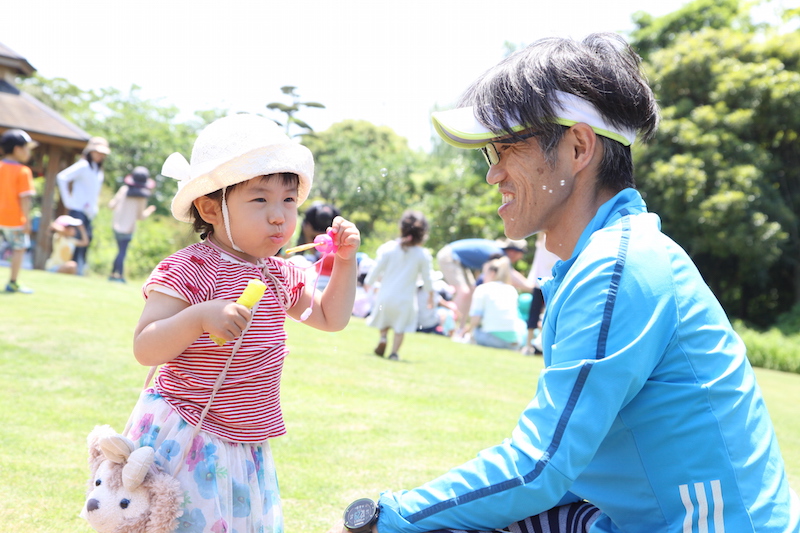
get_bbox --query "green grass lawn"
[1,268,798,532]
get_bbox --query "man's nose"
[486,163,504,185]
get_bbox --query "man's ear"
[193,196,221,225]
[567,122,599,174]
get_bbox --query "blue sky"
[4,0,776,150]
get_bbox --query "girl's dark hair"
[399,210,429,248]
[85,152,104,171]
[189,173,300,239]
[302,203,341,238]
[459,32,659,191]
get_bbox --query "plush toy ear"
[88,425,117,447]
[87,425,118,475]
[123,446,155,490]
[99,434,136,464]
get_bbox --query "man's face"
[485,135,573,240]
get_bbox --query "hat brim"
[54,215,82,227]
[170,143,314,223]
[432,92,636,149]
[124,175,156,189]
[83,141,111,155]
[432,107,529,149]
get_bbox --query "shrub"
[735,320,800,374]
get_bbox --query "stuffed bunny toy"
[81,425,183,533]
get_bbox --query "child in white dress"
[365,210,433,360]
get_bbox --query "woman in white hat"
[110,114,359,533]
[56,136,111,275]
[107,166,157,282]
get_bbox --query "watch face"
[344,498,377,529]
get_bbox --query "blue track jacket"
[378,189,799,533]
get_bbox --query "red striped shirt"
[143,242,305,442]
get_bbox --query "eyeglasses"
[480,131,540,166]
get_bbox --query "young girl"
[45,215,89,274]
[126,114,359,533]
[364,210,433,360]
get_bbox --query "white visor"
[431,90,636,148]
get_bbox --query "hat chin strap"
[221,189,244,253]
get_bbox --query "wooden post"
[34,144,64,269]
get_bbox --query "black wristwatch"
[343,498,379,533]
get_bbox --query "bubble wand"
[210,279,267,345]
[284,229,339,321]
[285,231,336,255]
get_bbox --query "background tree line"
[17,0,800,330]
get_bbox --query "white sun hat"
[431,90,636,149]
[162,113,314,223]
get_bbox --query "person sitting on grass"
[45,215,89,275]
[463,256,525,351]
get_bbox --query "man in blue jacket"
[330,33,799,533]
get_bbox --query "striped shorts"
[431,502,601,533]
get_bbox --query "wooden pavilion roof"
[0,42,35,76]
[0,42,90,149]
[0,41,93,269]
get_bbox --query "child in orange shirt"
[0,129,37,293]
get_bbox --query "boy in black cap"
[0,129,38,293]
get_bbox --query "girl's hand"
[292,216,359,331]
[135,293,253,366]
[328,216,361,261]
[198,299,253,344]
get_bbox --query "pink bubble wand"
[285,231,336,255]
[284,230,338,321]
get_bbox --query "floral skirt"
[127,389,283,533]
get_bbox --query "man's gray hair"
[458,33,659,190]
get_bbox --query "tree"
[17,75,211,215]
[302,120,420,241]
[301,115,515,259]
[16,74,219,278]
[16,73,99,128]
[266,86,325,138]
[80,86,198,211]
[631,0,800,325]
[417,139,506,252]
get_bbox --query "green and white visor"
[431,90,636,149]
